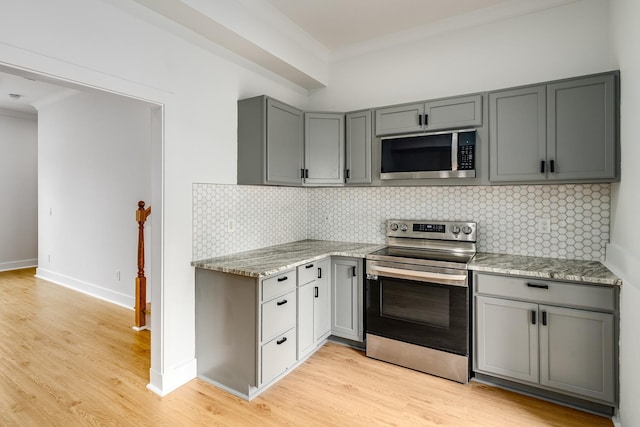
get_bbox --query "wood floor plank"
[0,268,612,426]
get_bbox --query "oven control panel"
[387,220,476,242]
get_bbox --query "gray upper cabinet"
[304,113,345,185]
[345,110,372,184]
[489,72,618,183]
[547,75,616,181]
[375,95,482,136]
[238,96,304,186]
[489,86,547,182]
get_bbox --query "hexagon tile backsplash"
[193,183,610,262]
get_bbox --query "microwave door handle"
[451,132,458,171]
[369,265,467,287]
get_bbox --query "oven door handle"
[369,265,468,287]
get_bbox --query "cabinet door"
[425,95,482,131]
[297,281,315,359]
[489,86,547,182]
[331,258,363,342]
[375,103,424,136]
[547,75,616,181]
[475,296,539,384]
[266,99,304,185]
[304,113,345,185]
[345,110,372,184]
[539,305,615,403]
[314,259,331,340]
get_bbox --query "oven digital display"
[413,223,446,233]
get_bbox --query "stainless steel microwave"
[380,129,476,179]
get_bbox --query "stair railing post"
[135,200,151,329]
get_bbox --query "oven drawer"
[262,269,296,302]
[262,290,296,342]
[474,273,616,312]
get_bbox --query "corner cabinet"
[375,95,482,136]
[238,96,304,186]
[304,113,345,185]
[473,272,618,407]
[489,72,618,183]
[331,257,364,342]
[345,110,372,184]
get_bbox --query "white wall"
[0,0,308,395]
[0,109,37,271]
[608,0,640,425]
[35,91,152,307]
[309,0,612,111]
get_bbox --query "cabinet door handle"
[540,160,545,173]
[305,169,309,178]
[276,337,287,345]
[314,286,319,298]
[276,299,288,306]
[301,168,305,179]
[317,268,322,279]
[531,310,536,325]
[418,114,422,126]
[305,264,314,269]
[526,283,549,289]
[542,310,547,326]
[345,169,350,179]
[352,266,357,277]
[424,114,428,126]
[277,276,288,282]
[550,159,555,173]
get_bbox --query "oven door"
[366,260,469,356]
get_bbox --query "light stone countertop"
[469,252,622,286]
[191,239,385,278]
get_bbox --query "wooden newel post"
[135,201,151,329]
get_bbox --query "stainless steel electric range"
[365,219,477,383]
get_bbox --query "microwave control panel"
[457,132,475,171]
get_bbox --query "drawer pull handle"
[527,283,549,289]
[277,276,288,282]
[276,299,288,306]
[305,264,314,269]
[276,337,287,345]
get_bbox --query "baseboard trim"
[35,268,133,309]
[0,259,38,272]
[147,358,197,397]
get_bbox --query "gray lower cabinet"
[195,267,298,400]
[375,95,482,136]
[297,259,331,358]
[238,96,304,186]
[474,272,617,405]
[304,113,345,185]
[330,257,363,342]
[345,110,372,184]
[489,72,617,183]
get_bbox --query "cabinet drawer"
[474,273,616,312]
[297,261,321,286]
[262,290,296,342]
[261,328,296,385]
[262,269,296,302]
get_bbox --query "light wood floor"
[0,268,612,426]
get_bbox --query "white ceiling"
[264,0,511,51]
[0,0,578,109]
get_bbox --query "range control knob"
[390,223,399,231]
[451,225,461,235]
[462,226,473,235]
[400,223,408,232]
